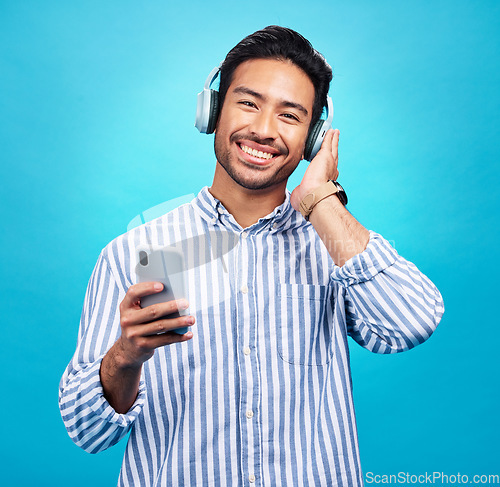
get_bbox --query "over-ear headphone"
[194,64,333,161]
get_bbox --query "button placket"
[236,227,254,484]
[236,229,262,486]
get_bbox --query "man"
[60,26,444,486]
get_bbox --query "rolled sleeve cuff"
[83,355,147,428]
[330,230,398,286]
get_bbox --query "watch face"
[333,181,348,206]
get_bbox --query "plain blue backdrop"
[2,0,499,485]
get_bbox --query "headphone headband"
[204,64,221,90]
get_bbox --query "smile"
[238,143,277,161]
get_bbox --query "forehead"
[228,58,315,114]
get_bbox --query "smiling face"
[213,58,315,191]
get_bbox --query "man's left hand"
[290,128,340,211]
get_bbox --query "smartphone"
[135,245,189,335]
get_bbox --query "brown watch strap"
[299,180,339,221]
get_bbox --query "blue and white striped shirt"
[59,186,444,486]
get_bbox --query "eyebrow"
[232,86,309,117]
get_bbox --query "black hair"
[218,25,333,129]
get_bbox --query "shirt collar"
[192,185,296,232]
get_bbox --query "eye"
[239,100,257,108]
[281,113,300,122]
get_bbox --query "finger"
[320,129,335,153]
[147,329,194,348]
[121,282,164,310]
[128,325,194,354]
[125,298,190,327]
[331,129,340,159]
[140,314,195,337]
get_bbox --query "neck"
[209,164,287,229]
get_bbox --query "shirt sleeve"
[330,231,444,353]
[59,251,147,453]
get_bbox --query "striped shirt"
[59,186,444,486]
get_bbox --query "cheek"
[216,105,251,137]
[286,130,308,158]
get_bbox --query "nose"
[249,108,278,141]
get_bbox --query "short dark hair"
[218,25,333,130]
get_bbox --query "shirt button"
[246,410,254,419]
[217,207,223,214]
[249,474,256,483]
[211,217,217,224]
[273,222,278,229]
[241,231,248,238]
[243,347,251,356]
[240,284,248,294]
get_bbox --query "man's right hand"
[116,282,195,368]
[100,282,195,413]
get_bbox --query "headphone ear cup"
[304,121,323,161]
[205,90,219,134]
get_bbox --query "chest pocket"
[276,283,335,366]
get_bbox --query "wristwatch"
[298,180,348,221]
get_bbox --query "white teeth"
[240,144,274,160]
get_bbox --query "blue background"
[2,0,499,485]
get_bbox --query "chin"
[215,136,299,191]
